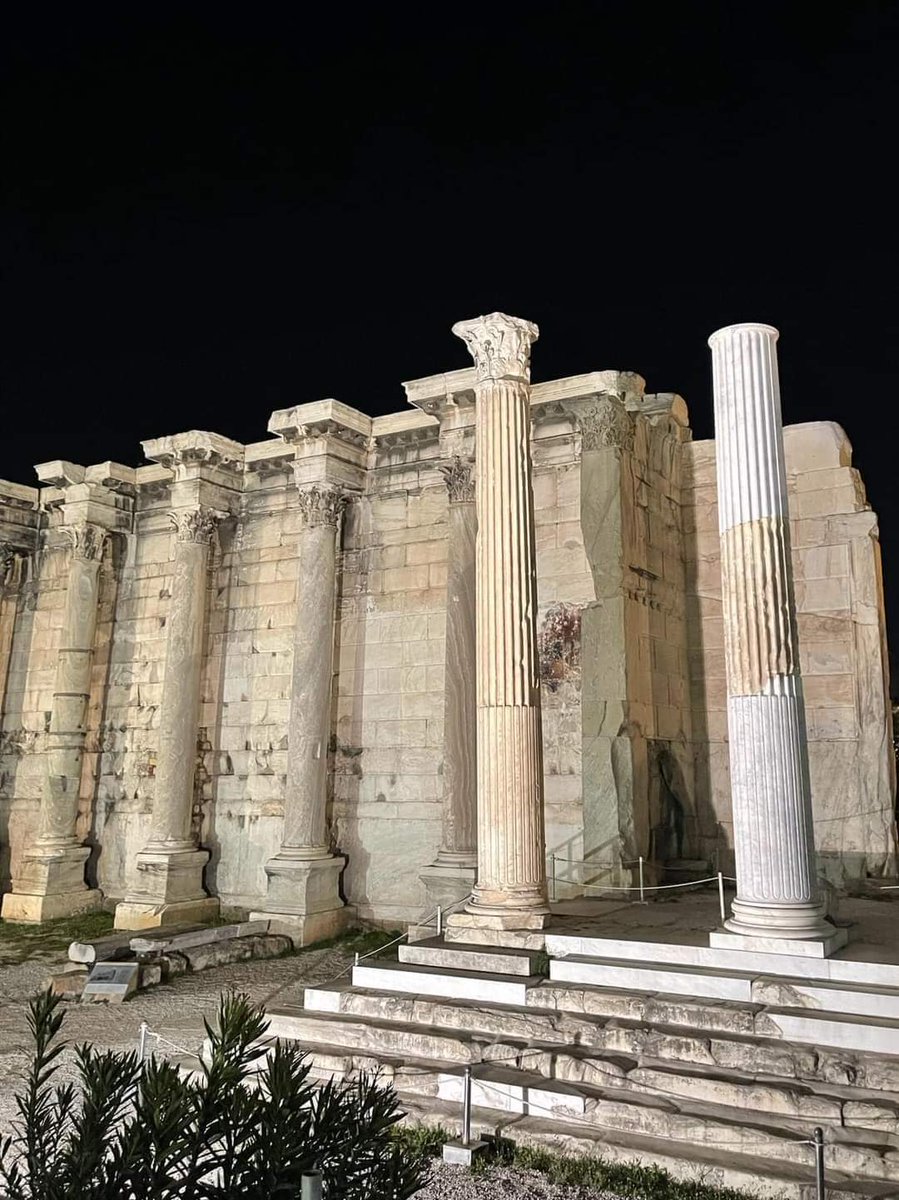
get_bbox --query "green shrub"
[0,989,429,1199]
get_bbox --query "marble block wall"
[1,374,895,925]
[683,420,897,883]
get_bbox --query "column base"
[114,845,216,930]
[446,909,548,934]
[250,853,347,946]
[722,896,836,941]
[711,924,849,958]
[1,844,102,924]
[114,896,221,932]
[419,862,477,910]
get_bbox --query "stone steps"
[352,959,541,1004]
[397,936,542,977]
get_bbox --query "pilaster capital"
[61,522,108,563]
[170,507,221,545]
[570,394,635,455]
[439,456,475,504]
[452,312,539,383]
[0,543,23,591]
[295,484,348,529]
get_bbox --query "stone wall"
[683,420,897,883]
[1,379,895,926]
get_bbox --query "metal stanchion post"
[301,1170,323,1200]
[462,1066,472,1148]
[717,872,726,922]
[638,856,645,904]
[814,1127,825,1200]
[550,853,556,902]
[436,905,443,937]
[138,1021,150,1063]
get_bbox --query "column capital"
[439,456,475,504]
[295,483,348,529]
[170,506,221,545]
[570,394,635,454]
[452,312,539,383]
[61,522,108,563]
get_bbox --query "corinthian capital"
[572,395,635,455]
[439,456,475,504]
[61,522,107,563]
[451,312,539,383]
[296,485,348,529]
[170,507,220,545]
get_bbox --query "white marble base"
[248,906,350,947]
[1,844,102,923]
[442,1140,489,1167]
[710,926,848,958]
[1,886,103,923]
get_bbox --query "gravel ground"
[419,1162,618,1199]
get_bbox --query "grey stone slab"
[129,919,269,956]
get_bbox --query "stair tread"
[354,958,543,985]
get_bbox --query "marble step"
[397,936,543,977]
[548,953,899,1020]
[400,1095,896,1200]
[351,958,541,1004]
[549,953,754,1000]
[302,983,899,1093]
[546,931,899,988]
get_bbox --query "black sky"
[2,5,898,676]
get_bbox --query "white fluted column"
[115,507,220,930]
[448,312,549,932]
[420,457,478,907]
[250,483,349,944]
[708,323,838,949]
[3,524,105,922]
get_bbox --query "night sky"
[2,7,898,681]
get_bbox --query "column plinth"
[250,484,349,945]
[446,313,549,935]
[3,525,105,923]
[421,457,478,909]
[706,323,844,955]
[115,508,221,931]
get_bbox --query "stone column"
[249,484,349,944]
[448,312,549,933]
[707,323,842,952]
[115,507,220,930]
[2,524,105,922]
[420,457,478,907]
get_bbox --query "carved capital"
[452,312,539,383]
[170,507,220,545]
[296,485,348,529]
[0,544,19,591]
[61,522,107,563]
[439,456,475,504]
[573,395,635,455]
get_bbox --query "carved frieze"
[296,485,348,529]
[170,507,220,545]
[451,312,540,383]
[439,456,475,504]
[574,395,635,455]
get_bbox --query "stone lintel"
[141,431,245,487]
[35,460,87,487]
[0,478,41,510]
[639,392,690,427]
[83,461,138,493]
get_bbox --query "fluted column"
[250,483,349,944]
[420,457,478,907]
[3,524,105,921]
[708,323,838,949]
[449,312,549,931]
[115,507,220,929]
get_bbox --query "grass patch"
[392,1123,451,1159]
[0,910,115,964]
[475,1140,759,1200]
[297,926,404,958]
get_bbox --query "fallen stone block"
[68,935,134,965]
[139,962,164,989]
[180,933,291,972]
[130,920,269,958]
[43,964,89,999]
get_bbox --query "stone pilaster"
[420,456,478,908]
[115,506,221,929]
[447,312,549,934]
[249,482,350,945]
[2,523,106,922]
[707,323,842,953]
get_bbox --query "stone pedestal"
[447,313,549,933]
[708,323,834,946]
[3,524,105,923]
[421,456,478,910]
[251,484,348,945]
[115,508,220,930]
